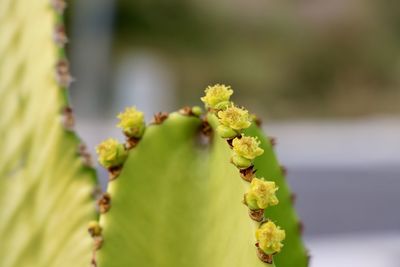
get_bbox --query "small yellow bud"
[232,135,264,160]
[245,178,278,210]
[96,138,127,168]
[256,221,285,255]
[218,105,251,131]
[117,107,145,138]
[200,84,233,109]
[88,221,102,237]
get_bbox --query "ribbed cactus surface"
[0,1,97,266]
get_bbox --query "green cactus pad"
[96,113,273,267]
[96,110,307,267]
[0,0,97,266]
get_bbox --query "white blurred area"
[267,118,400,168]
[113,52,176,121]
[306,233,400,267]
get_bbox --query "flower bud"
[245,178,278,210]
[256,221,285,255]
[200,84,233,109]
[232,135,264,160]
[96,138,127,169]
[117,107,145,138]
[218,105,251,131]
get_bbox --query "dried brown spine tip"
[98,193,111,213]
[248,209,265,222]
[152,112,169,124]
[255,246,274,264]
[108,166,123,181]
[61,106,75,130]
[239,165,256,182]
[53,24,68,47]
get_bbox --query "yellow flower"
[96,138,127,168]
[218,105,251,131]
[200,84,233,109]
[245,178,278,210]
[232,135,264,160]
[117,107,145,138]
[256,221,285,255]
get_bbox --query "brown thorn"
[280,165,288,176]
[152,112,169,125]
[254,116,262,127]
[125,136,140,150]
[93,236,104,250]
[53,24,68,47]
[239,165,256,182]
[91,256,97,267]
[298,221,304,235]
[61,106,75,130]
[226,138,234,147]
[98,193,111,213]
[108,166,122,181]
[50,0,67,14]
[78,143,93,167]
[290,193,297,204]
[179,106,193,116]
[55,59,73,87]
[269,137,277,147]
[249,209,265,222]
[256,247,273,264]
[200,119,212,137]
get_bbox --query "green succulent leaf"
[0,0,97,266]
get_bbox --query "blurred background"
[66,1,400,266]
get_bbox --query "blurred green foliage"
[105,0,400,118]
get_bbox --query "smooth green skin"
[97,113,274,267]
[244,125,309,267]
[0,0,97,266]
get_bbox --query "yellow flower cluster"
[96,138,127,168]
[231,135,264,168]
[256,221,285,255]
[117,106,145,138]
[201,84,233,110]
[245,178,278,210]
[216,105,252,138]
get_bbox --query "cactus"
[93,86,308,267]
[0,0,97,266]
[0,0,307,266]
